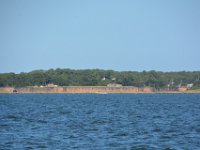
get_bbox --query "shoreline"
[0,86,200,94]
[0,91,200,94]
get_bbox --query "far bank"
[0,86,199,94]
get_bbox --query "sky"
[0,0,200,73]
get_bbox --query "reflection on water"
[0,94,200,149]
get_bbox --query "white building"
[187,83,193,88]
[107,83,122,87]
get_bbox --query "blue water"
[0,94,200,150]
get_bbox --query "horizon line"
[0,68,200,74]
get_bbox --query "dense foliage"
[0,69,200,88]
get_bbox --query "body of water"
[0,94,200,149]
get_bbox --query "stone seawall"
[12,86,154,93]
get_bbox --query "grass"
[0,89,10,93]
[186,89,200,93]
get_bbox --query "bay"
[0,94,200,149]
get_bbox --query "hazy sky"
[0,0,200,73]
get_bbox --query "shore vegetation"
[0,69,200,89]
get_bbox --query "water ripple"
[0,94,200,149]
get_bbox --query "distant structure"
[167,79,175,91]
[107,83,122,87]
[46,83,58,87]
[111,77,116,81]
[176,80,193,92]
[187,83,193,88]
[102,77,106,81]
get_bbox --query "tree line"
[0,68,200,89]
